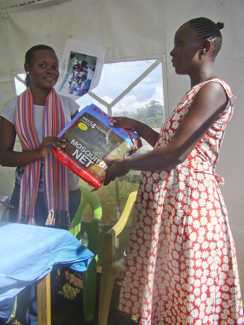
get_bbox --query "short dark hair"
[25,44,56,66]
[24,44,57,86]
[187,17,224,57]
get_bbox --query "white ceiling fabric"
[0,0,165,81]
[0,0,70,11]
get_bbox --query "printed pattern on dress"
[119,79,244,325]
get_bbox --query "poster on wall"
[56,39,105,98]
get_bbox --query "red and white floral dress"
[119,79,244,325]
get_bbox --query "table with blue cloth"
[0,223,94,324]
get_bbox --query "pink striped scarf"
[16,88,69,225]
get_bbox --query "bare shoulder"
[198,81,228,103]
[191,81,229,116]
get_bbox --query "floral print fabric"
[119,79,244,325]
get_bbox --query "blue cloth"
[0,297,15,321]
[0,223,94,307]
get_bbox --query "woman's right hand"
[110,116,139,132]
[38,136,66,158]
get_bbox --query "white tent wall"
[0,0,243,291]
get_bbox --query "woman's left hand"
[38,136,66,158]
[103,160,129,185]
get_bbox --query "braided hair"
[24,44,56,87]
[187,17,224,57]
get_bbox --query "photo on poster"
[57,39,105,99]
[60,51,97,97]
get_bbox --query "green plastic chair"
[69,184,102,322]
[98,190,137,325]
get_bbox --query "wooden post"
[36,273,51,325]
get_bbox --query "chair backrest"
[69,184,102,249]
[100,190,137,265]
[68,185,103,323]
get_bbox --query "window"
[84,59,165,220]
[14,74,26,95]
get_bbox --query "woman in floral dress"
[105,17,244,324]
